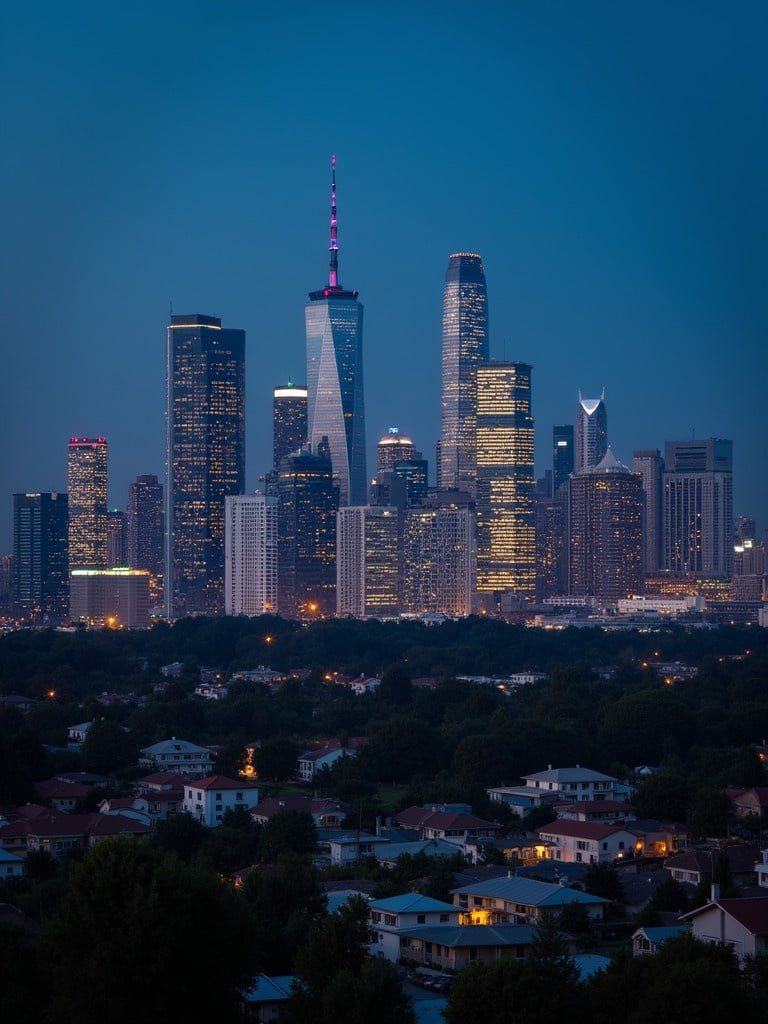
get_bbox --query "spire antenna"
[328,154,339,289]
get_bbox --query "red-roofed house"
[725,788,768,818]
[251,795,349,829]
[396,806,501,855]
[182,776,259,827]
[34,778,93,813]
[535,821,640,864]
[681,897,768,963]
[297,738,367,783]
[555,800,636,823]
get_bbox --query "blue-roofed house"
[398,922,538,970]
[450,874,608,925]
[573,953,611,979]
[368,893,460,962]
[632,923,690,956]
[241,974,294,1021]
[0,848,24,879]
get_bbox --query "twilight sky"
[1,1,766,552]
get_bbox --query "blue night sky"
[1,1,766,552]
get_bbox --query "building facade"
[106,509,125,568]
[12,491,69,625]
[305,157,366,506]
[165,313,246,617]
[552,424,575,495]
[273,383,307,469]
[439,252,489,495]
[69,567,151,628]
[567,449,643,603]
[125,474,164,603]
[336,506,400,618]
[277,443,339,619]
[376,427,416,474]
[632,449,664,577]
[475,362,535,600]
[575,391,607,473]
[67,436,108,570]
[224,493,278,616]
[402,501,474,617]
[663,438,733,579]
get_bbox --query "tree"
[583,862,624,904]
[377,664,413,705]
[258,810,317,862]
[81,718,136,775]
[152,811,206,862]
[43,837,256,1024]
[253,736,300,781]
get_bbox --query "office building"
[567,449,643,603]
[663,438,733,579]
[305,157,366,506]
[12,491,69,625]
[439,252,489,495]
[377,428,416,474]
[277,441,339,619]
[67,436,108,569]
[69,567,151,628]
[107,509,125,568]
[402,499,474,617]
[273,383,308,469]
[552,425,574,495]
[224,494,278,616]
[126,474,164,603]
[535,499,566,602]
[475,362,536,600]
[337,506,400,618]
[575,390,607,473]
[166,313,246,617]
[632,449,664,577]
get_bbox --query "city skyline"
[2,3,766,551]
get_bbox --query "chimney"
[711,882,721,902]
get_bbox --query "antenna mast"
[328,155,339,289]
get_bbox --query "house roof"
[253,795,347,819]
[137,771,191,787]
[397,924,536,947]
[633,924,690,943]
[522,766,617,784]
[35,779,92,801]
[0,849,24,865]
[681,898,768,935]
[369,893,457,915]
[243,975,294,1004]
[183,775,258,791]
[535,821,637,840]
[451,875,608,907]
[574,954,611,980]
[378,838,461,862]
[396,806,496,832]
[140,738,212,756]
[665,845,764,875]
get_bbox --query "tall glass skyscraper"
[575,390,608,472]
[439,252,489,495]
[126,474,164,604]
[165,313,245,617]
[475,362,536,599]
[67,436,108,570]
[273,383,308,470]
[305,157,366,506]
[12,491,69,625]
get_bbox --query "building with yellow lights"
[69,567,150,628]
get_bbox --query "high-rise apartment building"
[107,509,125,568]
[277,442,339,619]
[224,494,278,616]
[575,390,607,473]
[126,474,164,602]
[439,252,489,495]
[377,428,416,474]
[336,506,400,618]
[69,568,151,628]
[552,425,575,495]
[166,313,245,617]
[67,437,108,570]
[475,362,535,600]
[402,499,474,617]
[305,157,366,506]
[663,438,733,579]
[632,449,664,577]
[273,383,308,469]
[567,449,643,603]
[12,491,69,625]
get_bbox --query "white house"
[534,821,640,864]
[681,897,768,964]
[368,893,460,962]
[139,737,215,777]
[67,721,93,746]
[183,776,259,827]
[450,875,608,925]
[631,924,689,956]
[521,765,618,802]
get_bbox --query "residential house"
[194,682,230,701]
[398,923,538,971]
[725,787,768,819]
[251,795,349,830]
[396,806,501,856]
[139,737,215,777]
[555,800,636,823]
[628,819,690,858]
[183,776,259,827]
[376,837,465,869]
[757,847,768,889]
[34,777,93,812]
[681,897,768,964]
[296,738,366,783]
[67,721,92,746]
[664,845,764,888]
[0,848,24,879]
[631,924,689,956]
[325,831,389,867]
[521,765,618,802]
[368,893,460,962]
[0,694,35,713]
[450,875,608,925]
[485,785,561,819]
[0,810,150,859]
[534,821,640,864]
[242,975,294,1022]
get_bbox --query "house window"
[236,792,243,800]
[602,842,608,851]
[216,793,222,801]
[576,852,583,863]
[384,914,397,927]
[469,947,478,961]
[417,914,426,924]
[440,914,449,922]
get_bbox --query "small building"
[183,776,259,827]
[67,722,93,746]
[396,806,501,854]
[242,974,294,1022]
[0,848,24,879]
[251,795,348,830]
[681,897,768,964]
[139,737,215,778]
[632,924,689,956]
[534,821,640,864]
[368,893,460,963]
[520,765,618,802]
[399,923,537,971]
[450,874,607,925]
[664,846,764,888]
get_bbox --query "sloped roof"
[184,775,258,791]
[665,845,764,875]
[140,738,211,756]
[682,897,768,935]
[243,975,294,1003]
[536,821,636,840]
[451,875,608,907]
[522,766,617,784]
[396,806,496,831]
[633,924,690,943]
[397,924,535,947]
[369,893,457,914]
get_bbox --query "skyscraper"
[632,449,664,577]
[224,494,278,616]
[377,428,416,474]
[166,313,245,617]
[336,506,400,618]
[273,383,308,470]
[402,501,474,617]
[663,438,733,579]
[277,442,339,619]
[552,425,575,495]
[475,362,536,600]
[575,390,607,473]
[67,436,108,570]
[126,474,164,603]
[12,491,69,625]
[439,252,489,494]
[305,157,366,506]
[106,509,125,568]
[567,449,643,603]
